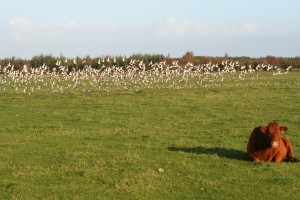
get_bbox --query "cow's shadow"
[168,146,248,161]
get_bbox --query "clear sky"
[1,0,300,58]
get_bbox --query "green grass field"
[0,72,300,199]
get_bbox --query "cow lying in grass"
[247,121,299,162]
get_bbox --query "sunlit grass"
[0,67,300,199]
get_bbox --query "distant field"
[0,71,300,199]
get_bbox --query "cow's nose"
[271,141,279,148]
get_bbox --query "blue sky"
[1,0,300,58]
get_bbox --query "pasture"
[0,62,300,199]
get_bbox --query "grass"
[0,72,300,199]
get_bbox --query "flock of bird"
[0,58,293,94]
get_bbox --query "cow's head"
[260,121,288,148]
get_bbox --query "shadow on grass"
[168,146,249,161]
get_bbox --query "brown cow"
[247,121,299,162]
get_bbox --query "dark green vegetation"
[1,52,300,71]
[0,73,300,199]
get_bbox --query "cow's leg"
[281,137,294,159]
[280,137,300,162]
[250,150,273,162]
[248,154,260,162]
[268,148,282,162]
[273,152,284,162]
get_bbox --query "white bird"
[286,66,292,71]
[55,60,61,66]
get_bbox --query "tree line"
[1,52,300,71]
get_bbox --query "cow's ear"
[260,126,267,133]
[280,126,288,134]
